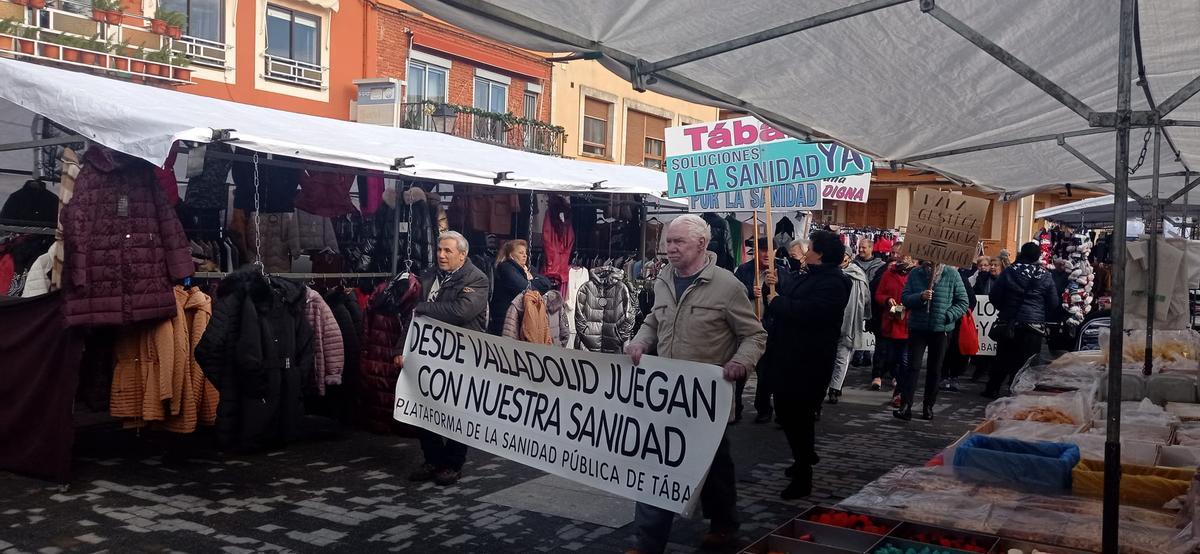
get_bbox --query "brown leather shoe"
[700,527,739,549]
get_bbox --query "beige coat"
[631,251,767,380]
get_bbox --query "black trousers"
[902,330,949,409]
[776,394,820,481]
[418,429,468,471]
[942,322,971,380]
[753,363,773,415]
[985,326,1044,396]
[634,436,738,554]
[734,376,746,418]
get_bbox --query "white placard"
[974,294,998,357]
[394,316,733,514]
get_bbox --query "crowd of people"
[389,217,1066,554]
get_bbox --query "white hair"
[438,231,469,254]
[669,214,711,244]
[788,239,808,250]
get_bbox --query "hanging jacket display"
[323,288,363,423]
[111,286,218,433]
[294,170,357,218]
[701,212,735,271]
[357,175,384,217]
[303,287,344,397]
[62,146,194,327]
[357,276,421,434]
[230,209,300,273]
[574,266,636,353]
[0,180,59,226]
[542,195,574,286]
[195,270,314,450]
[182,142,234,211]
[231,159,301,213]
[296,208,341,254]
[501,290,553,345]
[153,149,180,207]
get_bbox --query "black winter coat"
[323,288,363,422]
[196,270,314,451]
[488,259,550,335]
[763,263,851,406]
[989,263,1061,325]
[574,266,635,353]
[416,259,490,333]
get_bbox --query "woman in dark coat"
[487,240,550,335]
[763,230,852,500]
[983,243,1061,398]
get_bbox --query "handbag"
[959,311,980,355]
[988,320,1015,342]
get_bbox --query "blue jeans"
[633,436,738,553]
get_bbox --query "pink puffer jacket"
[303,287,344,395]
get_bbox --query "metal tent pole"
[391,179,403,274]
[1104,0,1136,550]
[1145,126,1161,376]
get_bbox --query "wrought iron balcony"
[401,101,565,157]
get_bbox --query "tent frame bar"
[0,134,86,153]
[1167,173,1200,203]
[636,0,914,75]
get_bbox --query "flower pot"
[150,18,167,35]
[104,11,122,24]
[145,62,162,76]
[40,43,58,58]
[62,47,80,62]
[27,0,44,9]
[79,50,95,65]
[113,57,128,70]
[17,39,34,55]
[92,53,106,66]
[91,8,106,21]
[173,67,190,81]
[0,36,12,51]
[167,25,181,39]
[130,59,145,73]
[11,0,29,6]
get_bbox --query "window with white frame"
[474,76,509,142]
[266,5,319,66]
[582,97,611,158]
[161,0,223,43]
[407,60,448,104]
[523,92,538,121]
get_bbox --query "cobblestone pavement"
[0,363,990,553]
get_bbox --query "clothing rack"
[193,272,393,279]
[0,224,56,236]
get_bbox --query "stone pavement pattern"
[0,367,989,553]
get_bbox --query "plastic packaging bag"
[986,419,1083,442]
[1101,328,1200,370]
[1094,398,1181,429]
[985,391,1091,426]
[1060,433,1161,465]
[1012,362,1102,396]
[1073,459,1194,510]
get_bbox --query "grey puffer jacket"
[503,290,568,347]
[573,266,636,353]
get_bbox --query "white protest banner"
[974,294,997,357]
[687,181,823,213]
[905,188,989,267]
[820,172,871,203]
[393,315,732,514]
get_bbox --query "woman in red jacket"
[873,253,914,405]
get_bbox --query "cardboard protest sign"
[666,116,872,198]
[974,295,998,357]
[394,316,732,514]
[905,188,989,267]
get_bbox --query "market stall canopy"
[0,58,682,205]
[1035,194,1200,226]
[405,0,1200,199]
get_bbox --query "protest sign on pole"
[820,173,872,203]
[665,116,873,198]
[974,294,998,357]
[394,316,733,514]
[687,181,823,213]
[904,188,990,267]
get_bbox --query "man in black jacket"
[409,230,490,485]
[763,230,852,500]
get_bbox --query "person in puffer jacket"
[502,290,568,346]
[573,265,636,353]
[983,242,1061,398]
[897,259,969,421]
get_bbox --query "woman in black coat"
[487,240,550,335]
[763,230,852,500]
[983,243,1061,398]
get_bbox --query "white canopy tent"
[1036,194,1199,227]
[0,57,683,206]
[401,1,1200,549]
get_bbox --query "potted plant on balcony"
[144,47,170,76]
[150,7,170,35]
[164,10,185,39]
[38,31,60,58]
[171,50,190,81]
[57,34,82,63]
[128,46,146,76]
[0,18,17,52]
[91,0,122,24]
[15,26,36,55]
[109,39,130,70]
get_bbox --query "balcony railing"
[172,34,226,69]
[401,102,565,157]
[264,54,324,89]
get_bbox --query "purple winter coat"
[62,146,193,327]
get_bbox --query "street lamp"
[430,104,459,134]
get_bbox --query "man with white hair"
[407,230,489,486]
[624,214,767,554]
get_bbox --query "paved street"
[0,365,989,553]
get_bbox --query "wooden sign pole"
[753,211,762,319]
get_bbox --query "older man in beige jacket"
[624,214,767,554]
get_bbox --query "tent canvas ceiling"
[0,58,682,205]
[405,0,1200,199]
